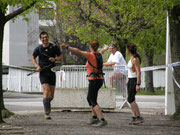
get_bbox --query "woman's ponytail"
[127,43,141,64]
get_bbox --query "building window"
[39,8,54,20]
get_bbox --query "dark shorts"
[39,69,56,86]
[127,78,137,103]
[87,79,103,107]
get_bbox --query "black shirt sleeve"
[32,46,40,58]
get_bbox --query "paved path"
[4,92,165,115]
[1,92,178,135]
[2,111,180,135]
[4,92,43,114]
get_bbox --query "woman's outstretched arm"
[60,42,88,58]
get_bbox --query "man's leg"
[109,76,113,86]
[42,84,51,119]
[110,74,116,87]
[49,85,55,100]
[119,73,126,98]
[48,85,55,113]
[42,84,50,98]
[122,78,126,98]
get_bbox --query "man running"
[32,31,62,119]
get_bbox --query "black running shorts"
[39,69,56,86]
[127,78,137,103]
[87,79,103,107]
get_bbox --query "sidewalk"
[1,92,180,135]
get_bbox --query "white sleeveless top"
[127,58,137,78]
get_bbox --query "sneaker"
[92,120,108,127]
[87,118,99,125]
[129,117,137,125]
[44,114,51,120]
[133,117,144,125]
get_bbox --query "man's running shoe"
[92,120,108,127]
[44,114,51,120]
[87,118,99,125]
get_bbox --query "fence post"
[30,74,32,92]
[7,68,10,91]
[18,70,22,92]
[165,12,175,115]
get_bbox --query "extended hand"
[49,57,55,62]
[103,46,109,51]
[59,42,67,49]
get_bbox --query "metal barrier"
[58,65,114,88]
[59,65,129,109]
[109,65,129,109]
[3,65,165,93]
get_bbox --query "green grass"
[137,91,165,95]
[172,112,180,120]
[2,109,14,118]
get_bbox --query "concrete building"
[3,7,41,67]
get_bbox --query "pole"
[165,12,175,115]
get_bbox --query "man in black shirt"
[32,31,62,119]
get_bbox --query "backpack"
[88,53,103,74]
[87,53,106,87]
[89,53,103,70]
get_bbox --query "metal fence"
[58,65,114,88]
[3,65,165,93]
[108,65,128,109]
[3,67,41,92]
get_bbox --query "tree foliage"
[55,0,178,93]
[55,0,169,59]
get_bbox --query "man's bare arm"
[103,62,116,66]
[32,56,41,72]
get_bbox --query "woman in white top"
[127,43,144,125]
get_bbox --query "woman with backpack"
[60,40,107,127]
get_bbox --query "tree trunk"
[144,46,154,93]
[116,37,126,59]
[120,44,126,60]
[170,6,180,114]
[0,12,5,123]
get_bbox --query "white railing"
[58,65,114,88]
[3,65,165,92]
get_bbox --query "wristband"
[66,46,69,50]
[136,83,141,86]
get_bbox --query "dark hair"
[127,43,141,64]
[39,31,48,38]
[90,40,99,51]
[109,44,117,49]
